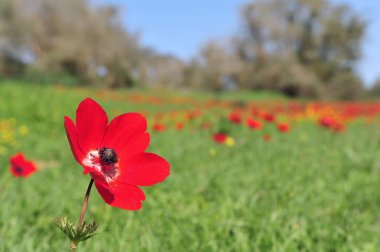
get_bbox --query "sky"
[94,0,380,87]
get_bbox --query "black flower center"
[15,166,23,173]
[99,147,118,165]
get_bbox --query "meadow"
[0,80,380,251]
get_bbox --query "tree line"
[0,0,376,98]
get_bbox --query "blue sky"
[94,0,379,86]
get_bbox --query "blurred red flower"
[64,98,170,210]
[153,122,166,132]
[213,132,228,144]
[9,153,37,177]
[277,123,290,133]
[229,112,242,124]
[318,116,345,132]
[319,116,335,128]
[263,134,271,142]
[263,113,275,122]
[246,118,262,130]
[175,122,185,131]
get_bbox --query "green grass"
[0,82,379,251]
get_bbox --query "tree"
[0,0,29,76]
[367,78,380,98]
[235,0,366,98]
[137,50,185,88]
[184,41,242,91]
[0,0,145,87]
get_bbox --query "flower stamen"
[98,147,118,165]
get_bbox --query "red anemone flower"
[277,123,290,133]
[64,98,170,210]
[318,116,345,132]
[153,122,166,132]
[319,116,335,128]
[263,134,271,142]
[246,118,262,130]
[228,112,242,124]
[175,122,185,131]
[213,132,228,144]
[9,153,37,177]
[263,113,275,122]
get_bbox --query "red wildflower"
[175,122,185,131]
[213,132,228,144]
[64,98,170,210]
[228,112,242,124]
[153,122,166,132]
[277,123,290,133]
[251,109,259,117]
[246,118,262,130]
[263,113,275,122]
[318,116,345,132]
[9,153,37,177]
[319,116,335,128]
[263,134,271,142]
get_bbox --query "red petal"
[20,162,37,177]
[10,153,24,166]
[10,167,20,177]
[101,113,149,159]
[108,182,146,210]
[64,116,85,163]
[9,153,37,177]
[93,176,115,204]
[76,98,108,154]
[92,172,146,210]
[119,153,170,186]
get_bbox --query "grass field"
[0,81,380,251]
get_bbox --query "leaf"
[55,217,99,245]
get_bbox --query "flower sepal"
[55,217,98,250]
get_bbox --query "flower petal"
[108,182,146,210]
[64,116,85,163]
[91,168,147,211]
[101,113,149,159]
[119,153,170,186]
[10,153,24,166]
[76,98,108,154]
[92,172,146,211]
[93,177,115,205]
[10,162,36,177]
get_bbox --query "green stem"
[76,179,94,232]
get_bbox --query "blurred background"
[2,1,380,251]
[0,0,379,99]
